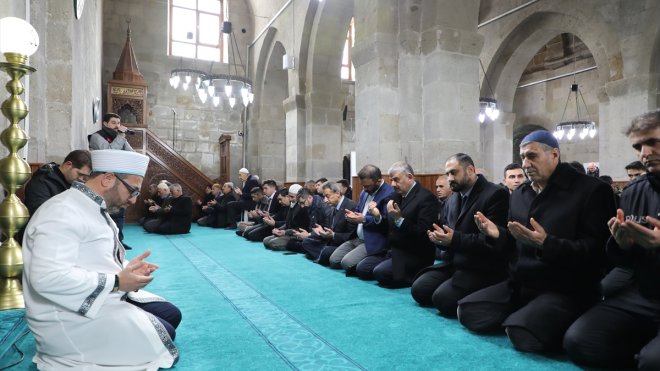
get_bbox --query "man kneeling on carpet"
[23,149,181,370]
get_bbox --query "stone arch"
[480,9,624,176]
[299,0,355,179]
[251,38,288,182]
[483,11,623,112]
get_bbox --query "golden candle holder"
[0,57,35,310]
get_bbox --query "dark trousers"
[302,236,330,261]
[356,254,388,281]
[127,299,182,340]
[457,280,596,352]
[412,267,506,317]
[563,285,660,369]
[318,245,340,266]
[244,224,274,242]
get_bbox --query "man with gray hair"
[150,183,193,235]
[463,130,615,354]
[356,161,438,288]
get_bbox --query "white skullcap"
[239,167,250,174]
[91,149,150,177]
[288,183,302,195]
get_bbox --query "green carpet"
[1,225,588,370]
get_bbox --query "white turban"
[91,150,150,177]
[288,184,302,195]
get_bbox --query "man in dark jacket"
[154,183,192,235]
[357,161,438,288]
[24,150,92,215]
[303,181,357,262]
[461,130,616,353]
[564,110,660,369]
[411,153,509,316]
[244,188,290,242]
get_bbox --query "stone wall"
[1,0,103,164]
[102,0,252,184]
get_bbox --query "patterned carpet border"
[170,236,367,371]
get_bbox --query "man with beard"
[89,113,134,151]
[563,110,660,369]
[22,149,180,370]
[356,161,438,288]
[411,153,509,316]
[461,130,615,354]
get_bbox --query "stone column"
[303,89,345,179]
[419,0,482,173]
[599,77,653,179]
[352,0,401,170]
[27,0,102,163]
[284,94,306,182]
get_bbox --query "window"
[169,0,224,62]
[341,17,355,81]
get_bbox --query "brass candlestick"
[0,55,35,310]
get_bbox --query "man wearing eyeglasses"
[22,149,180,370]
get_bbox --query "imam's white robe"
[22,185,178,370]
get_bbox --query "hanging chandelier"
[478,59,500,123]
[168,21,253,109]
[552,34,597,142]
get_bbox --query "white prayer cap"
[239,167,250,174]
[288,183,302,195]
[91,149,150,177]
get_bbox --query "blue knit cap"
[520,130,559,149]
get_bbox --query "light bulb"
[485,105,493,117]
[491,108,500,120]
[241,86,249,105]
[199,92,208,104]
[185,74,192,84]
[554,128,565,140]
[224,82,232,97]
[589,127,597,138]
[207,85,216,96]
[169,75,177,88]
[478,112,486,123]
[213,96,220,107]
[182,82,189,91]
[248,92,254,104]
[567,127,576,140]
[203,79,210,87]
[580,126,589,139]
[0,17,40,61]
[229,96,236,108]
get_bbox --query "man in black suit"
[303,181,357,263]
[154,183,193,234]
[411,153,509,316]
[357,161,438,288]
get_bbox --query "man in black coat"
[564,110,660,369]
[358,161,438,288]
[24,150,92,215]
[461,130,616,353]
[411,153,509,316]
[155,183,193,235]
[303,181,357,262]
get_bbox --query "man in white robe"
[22,149,179,370]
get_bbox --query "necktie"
[461,195,468,212]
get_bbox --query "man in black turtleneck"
[89,113,134,151]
